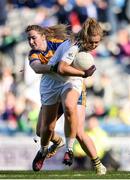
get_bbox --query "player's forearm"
[30,61,51,74]
[57,61,85,76]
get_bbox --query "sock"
[91,157,101,168]
[40,145,48,156]
[66,138,75,151]
[33,135,40,143]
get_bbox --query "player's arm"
[57,46,96,77]
[30,60,51,74]
[58,61,85,76]
[28,51,52,74]
[58,61,96,77]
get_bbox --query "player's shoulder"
[58,40,71,50]
[62,42,79,61]
[50,38,64,43]
[67,42,79,54]
[28,49,40,61]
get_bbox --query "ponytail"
[76,18,103,50]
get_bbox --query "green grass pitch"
[0,170,130,179]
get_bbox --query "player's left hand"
[83,65,96,78]
[50,63,59,73]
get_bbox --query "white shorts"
[40,74,83,105]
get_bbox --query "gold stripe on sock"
[91,157,101,167]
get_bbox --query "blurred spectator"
[107,0,129,34]
[55,0,73,25]
[114,28,130,73]
[1,92,18,134]
[95,0,108,23]
[119,98,130,125]
[69,0,97,32]
[99,73,114,107]
[0,0,7,25]
[123,0,130,23]
[95,0,110,35]
[116,28,130,59]
[16,97,38,134]
[0,100,5,121]
[2,92,16,121]
[73,114,120,170]
[0,67,16,94]
[28,101,39,132]
[69,0,109,33]
[93,96,109,119]
[7,0,42,8]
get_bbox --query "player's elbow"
[57,62,68,75]
[30,62,41,74]
[32,67,40,74]
[57,66,65,75]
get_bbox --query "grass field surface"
[0,170,130,179]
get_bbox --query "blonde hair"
[25,24,70,41]
[75,18,104,49]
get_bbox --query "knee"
[76,127,84,141]
[41,123,55,134]
[48,123,55,132]
[64,103,76,116]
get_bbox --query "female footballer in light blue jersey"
[25,19,106,175]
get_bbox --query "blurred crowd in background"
[0,0,130,169]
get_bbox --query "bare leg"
[32,103,60,171]
[36,106,42,137]
[76,104,97,159]
[35,103,64,158]
[62,89,79,146]
[36,104,63,142]
[40,103,59,147]
[75,104,106,175]
[62,88,80,166]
